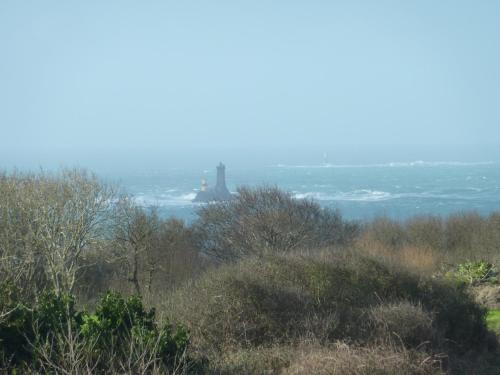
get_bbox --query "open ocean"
[114,161,500,223]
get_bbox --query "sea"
[115,161,500,223]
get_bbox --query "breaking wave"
[132,187,491,207]
[273,161,495,169]
[293,189,490,203]
[294,190,393,202]
[134,192,197,207]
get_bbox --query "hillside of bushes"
[0,169,499,374]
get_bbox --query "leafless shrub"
[111,199,205,299]
[153,218,205,290]
[368,301,436,348]
[406,216,445,251]
[366,217,407,249]
[30,315,98,375]
[358,212,500,272]
[444,212,483,254]
[112,198,161,295]
[192,186,358,261]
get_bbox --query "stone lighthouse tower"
[215,163,227,192]
[193,162,234,202]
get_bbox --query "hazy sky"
[1,0,499,170]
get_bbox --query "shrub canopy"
[167,251,488,355]
[192,186,359,261]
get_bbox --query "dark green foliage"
[0,283,33,365]
[35,291,81,335]
[80,291,189,368]
[81,292,156,340]
[0,288,189,372]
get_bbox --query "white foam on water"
[293,192,333,200]
[134,186,491,208]
[293,189,491,203]
[294,190,394,202]
[339,190,393,201]
[134,191,197,207]
[272,161,495,169]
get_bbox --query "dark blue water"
[113,161,500,222]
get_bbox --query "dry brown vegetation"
[357,214,500,274]
[1,169,499,374]
[208,342,445,375]
[163,250,496,374]
[284,343,444,375]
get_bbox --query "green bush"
[486,310,500,335]
[459,261,497,285]
[0,288,190,372]
[80,291,189,369]
[448,261,498,286]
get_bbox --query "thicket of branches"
[192,186,359,261]
[0,169,115,298]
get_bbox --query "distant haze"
[1,0,499,172]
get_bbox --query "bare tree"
[112,200,204,297]
[0,171,45,297]
[0,169,116,295]
[112,198,160,296]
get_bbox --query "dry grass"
[471,284,500,310]
[358,213,500,275]
[356,234,442,275]
[284,343,444,375]
[211,345,291,375]
[208,342,445,375]
[399,245,441,273]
